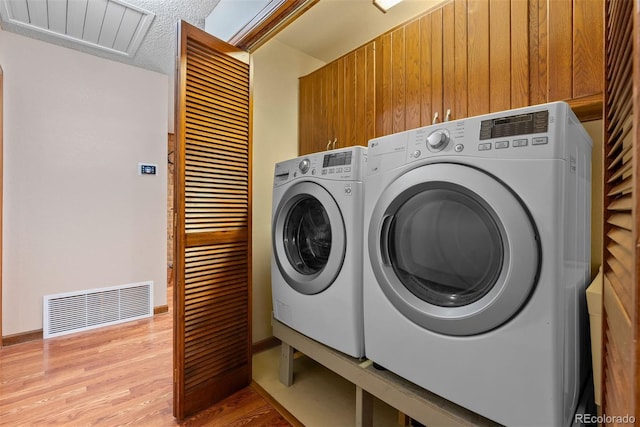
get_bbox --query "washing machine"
[272,146,366,358]
[363,102,591,426]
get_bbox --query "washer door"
[273,181,346,295]
[369,163,539,335]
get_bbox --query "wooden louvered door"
[174,21,252,421]
[601,0,639,421]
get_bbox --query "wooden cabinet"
[299,42,375,155]
[374,0,600,133]
[299,0,603,154]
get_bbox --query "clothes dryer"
[363,102,591,425]
[272,146,366,358]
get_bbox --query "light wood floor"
[0,311,295,426]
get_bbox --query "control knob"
[427,130,449,151]
[299,159,310,174]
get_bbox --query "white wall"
[0,30,168,335]
[251,39,324,343]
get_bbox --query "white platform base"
[272,316,494,427]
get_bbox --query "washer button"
[413,150,421,158]
[495,141,509,149]
[478,143,492,151]
[532,137,548,145]
[454,144,464,152]
[299,159,310,173]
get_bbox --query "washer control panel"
[274,146,367,187]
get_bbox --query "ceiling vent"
[0,0,155,57]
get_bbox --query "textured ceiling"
[0,0,443,77]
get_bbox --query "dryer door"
[369,163,540,335]
[273,181,346,295]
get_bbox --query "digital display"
[480,110,549,140]
[323,151,352,168]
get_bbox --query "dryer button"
[513,139,528,147]
[413,150,421,158]
[478,143,492,151]
[454,144,464,152]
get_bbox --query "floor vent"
[43,281,153,339]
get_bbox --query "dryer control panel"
[367,102,589,175]
[274,146,367,187]
[479,110,549,140]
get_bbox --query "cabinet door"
[465,0,529,117]
[343,52,356,148]
[530,0,603,120]
[375,2,456,136]
[299,42,375,154]
[331,43,375,150]
[354,42,376,147]
[327,59,343,150]
[299,75,314,155]
[299,69,330,155]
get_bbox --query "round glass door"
[389,186,504,308]
[369,163,539,335]
[273,181,346,295]
[284,197,332,275]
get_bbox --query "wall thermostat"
[138,163,157,175]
